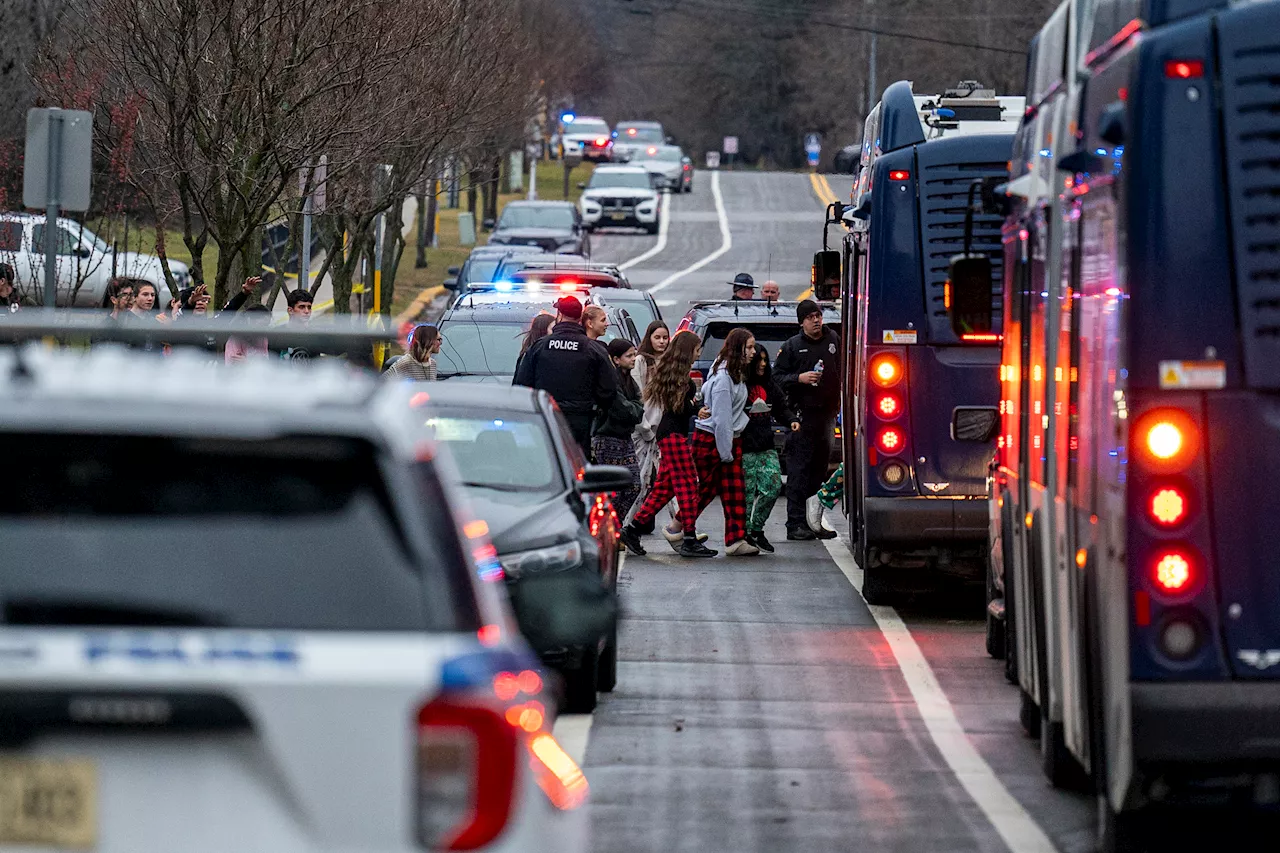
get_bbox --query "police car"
[0,323,594,853]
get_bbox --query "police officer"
[729,273,757,300]
[514,295,617,454]
[775,299,841,540]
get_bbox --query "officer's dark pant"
[564,413,595,461]
[785,413,834,530]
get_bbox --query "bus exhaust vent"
[1219,8,1280,388]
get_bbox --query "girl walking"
[740,346,797,553]
[690,328,758,556]
[592,338,645,550]
[619,331,716,559]
[628,321,670,530]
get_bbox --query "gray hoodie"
[694,365,748,461]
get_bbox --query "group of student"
[507,280,844,559]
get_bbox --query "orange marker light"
[1075,549,1087,568]
[464,519,490,539]
[870,354,903,387]
[1149,488,1188,527]
[1135,409,1199,473]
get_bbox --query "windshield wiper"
[5,598,224,627]
[461,481,530,493]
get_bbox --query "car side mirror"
[665,136,674,144]
[812,250,841,301]
[979,176,1012,217]
[482,218,495,230]
[447,266,460,275]
[443,278,459,291]
[75,246,92,259]
[576,464,634,494]
[577,182,587,190]
[948,254,995,337]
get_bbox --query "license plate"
[609,213,627,221]
[0,758,97,848]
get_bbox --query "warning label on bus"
[1158,360,1226,390]
[882,330,918,344]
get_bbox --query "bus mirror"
[812,250,841,301]
[980,176,1011,217]
[948,254,994,337]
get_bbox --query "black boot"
[786,526,817,541]
[752,531,775,553]
[678,533,717,558]
[619,524,646,556]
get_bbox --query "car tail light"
[683,163,691,171]
[869,353,902,387]
[1148,486,1189,528]
[594,137,607,146]
[1134,408,1199,473]
[874,393,902,419]
[416,696,519,850]
[1150,547,1197,595]
[1164,59,1204,79]
[876,427,905,455]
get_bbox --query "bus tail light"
[1134,408,1199,473]
[1164,59,1204,79]
[1151,547,1197,596]
[880,460,908,487]
[1148,486,1189,528]
[1159,616,1201,660]
[876,427,905,455]
[870,353,903,387]
[888,169,910,181]
[875,393,902,419]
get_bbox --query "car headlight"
[499,541,583,578]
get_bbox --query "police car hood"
[491,226,574,241]
[463,488,579,555]
[582,187,657,201]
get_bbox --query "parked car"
[833,143,861,173]
[611,121,668,163]
[559,115,614,162]
[630,144,686,192]
[0,332,593,853]
[676,299,842,468]
[485,201,590,257]
[0,213,190,307]
[445,246,550,303]
[436,291,640,383]
[578,166,661,234]
[405,383,631,712]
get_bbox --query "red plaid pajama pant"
[690,430,747,545]
[631,434,701,533]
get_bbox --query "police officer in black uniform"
[514,295,617,455]
[729,273,757,301]
[775,299,841,540]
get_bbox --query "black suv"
[485,200,590,257]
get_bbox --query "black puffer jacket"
[594,368,643,439]
[741,370,795,454]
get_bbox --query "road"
[569,170,1084,853]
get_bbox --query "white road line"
[647,171,732,294]
[616,192,670,271]
[821,539,1059,853]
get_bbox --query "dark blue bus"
[834,81,1023,603]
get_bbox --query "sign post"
[24,108,93,309]
[298,156,325,298]
[723,136,739,170]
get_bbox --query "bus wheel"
[861,547,894,605]
[1042,716,1089,791]
[1019,689,1041,739]
[1098,797,1145,853]
[985,555,1006,659]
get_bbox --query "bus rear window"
[0,434,463,632]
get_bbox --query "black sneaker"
[814,527,838,540]
[678,536,717,558]
[752,532,775,553]
[619,525,647,556]
[636,516,656,535]
[786,526,817,541]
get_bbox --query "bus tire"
[985,554,1006,659]
[1020,689,1041,739]
[1000,498,1019,684]
[1098,798,1145,853]
[862,559,894,605]
[1041,716,1089,791]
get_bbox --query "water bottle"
[814,359,824,383]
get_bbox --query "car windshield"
[644,149,681,162]
[589,171,652,190]
[602,294,658,329]
[619,126,663,143]
[437,320,529,376]
[462,257,502,285]
[569,120,609,135]
[701,322,814,365]
[0,434,463,631]
[498,206,575,230]
[419,411,560,493]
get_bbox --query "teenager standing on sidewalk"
[741,346,798,553]
[690,328,759,556]
[592,338,645,546]
[619,331,716,559]
[627,321,670,530]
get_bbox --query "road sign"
[723,136,739,155]
[706,151,721,169]
[23,108,93,211]
[804,133,821,154]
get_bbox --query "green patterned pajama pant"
[742,450,783,534]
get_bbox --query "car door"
[31,221,96,306]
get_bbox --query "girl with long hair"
[386,324,440,380]
[739,345,797,552]
[619,330,716,558]
[689,327,758,555]
[592,339,645,551]
[627,320,670,529]
[513,312,556,378]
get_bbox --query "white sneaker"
[725,538,760,556]
[806,495,826,533]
